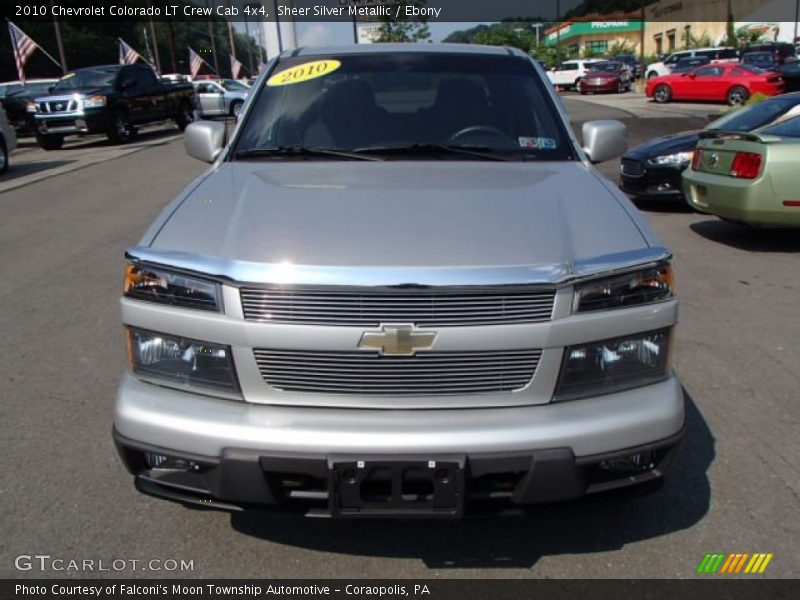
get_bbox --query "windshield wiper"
[352,143,517,162]
[232,146,383,161]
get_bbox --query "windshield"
[53,68,119,91]
[220,79,249,91]
[587,62,620,73]
[758,115,800,138]
[708,96,800,131]
[234,52,574,161]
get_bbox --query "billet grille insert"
[240,286,556,327]
[253,349,542,395]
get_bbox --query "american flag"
[119,39,141,65]
[189,47,204,78]
[8,21,38,84]
[230,55,243,80]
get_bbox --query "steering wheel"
[446,125,515,147]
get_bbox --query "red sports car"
[646,63,784,105]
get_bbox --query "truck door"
[195,82,225,116]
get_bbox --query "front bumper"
[114,374,685,515]
[35,109,110,135]
[619,163,685,199]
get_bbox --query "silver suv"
[114,44,683,518]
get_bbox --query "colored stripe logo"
[697,553,773,574]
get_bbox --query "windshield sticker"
[518,137,557,149]
[267,60,342,87]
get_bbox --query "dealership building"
[544,0,799,57]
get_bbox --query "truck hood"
[34,87,107,101]
[149,161,650,272]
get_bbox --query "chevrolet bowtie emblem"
[357,324,437,356]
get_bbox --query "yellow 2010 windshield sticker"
[267,60,342,87]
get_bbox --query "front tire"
[230,100,243,118]
[36,133,64,151]
[107,112,135,144]
[0,138,7,174]
[727,86,749,106]
[174,103,194,131]
[574,78,583,93]
[653,84,672,103]
[617,80,625,94]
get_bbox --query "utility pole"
[243,13,254,75]
[640,0,645,78]
[205,0,219,74]
[49,0,68,73]
[556,0,561,65]
[794,0,799,47]
[225,0,236,58]
[148,18,161,73]
[166,21,177,72]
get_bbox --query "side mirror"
[582,120,628,164]
[184,120,226,163]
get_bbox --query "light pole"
[49,0,68,73]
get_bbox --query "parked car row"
[547,59,635,93]
[0,63,254,151]
[620,92,800,228]
[646,43,797,79]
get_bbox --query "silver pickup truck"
[115,44,683,518]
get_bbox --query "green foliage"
[607,40,637,56]
[684,30,713,50]
[735,26,770,46]
[564,0,656,19]
[373,0,431,43]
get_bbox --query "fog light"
[145,452,201,471]
[599,451,656,473]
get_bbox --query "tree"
[373,0,431,43]
[607,40,637,56]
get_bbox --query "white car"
[0,103,18,174]
[547,59,604,91]
[646,47,739,79]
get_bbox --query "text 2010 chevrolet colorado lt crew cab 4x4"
[114,44,683,518]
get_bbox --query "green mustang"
[683,115,800,227]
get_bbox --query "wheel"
[230,100,243,118]
[107,112,135,144]
[653,84,672,104]
[727,86,749,106]
[580,89,587,95]
[36,133,64,150]
[647,70,659,80]
[575,78,582,93]
[174,103,194,131]
[0,138,7,174]
[617,80,625,94]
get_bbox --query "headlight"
[26,101,37,113]
[573,265,674,313]
[126,328,239,392]
[124,264,221,311]
[83,94,106,108]
[648,151,693,166]
[554,329,672,401]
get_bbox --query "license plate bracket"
[328,455,465,518]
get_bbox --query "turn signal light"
[730,152,762,179]
[691,148,703,170]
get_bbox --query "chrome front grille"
[240,286,556,327]
[253,349,542,395]
[621,158,645,178]
[40,99,78,113]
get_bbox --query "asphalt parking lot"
[1,97,798,579]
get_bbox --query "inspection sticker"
[267,60,342,87]
[518,136,557,149]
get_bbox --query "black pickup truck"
[32,63,196,150]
